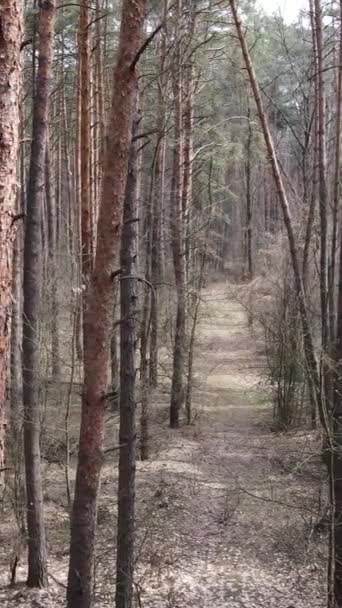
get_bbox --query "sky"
[258,0,308,22]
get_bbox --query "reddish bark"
[67,2,146,607]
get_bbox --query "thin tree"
[332,4,342,606]
[66,2,146,606]
[79,0,92,362]
[170,0,186,428]
[229,3,342,603]
[227,0,324,428]
[245,105,253,279]
[22,0,55,588]
[182,62,194,280]
[302,0,318,289]
[45,140,60,381]
[10,117,25,577]
[115,94,140,608]
[329,0,342,345]
[313,0,329,359]
[149,3,168,387]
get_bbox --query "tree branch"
[130,23,163,70]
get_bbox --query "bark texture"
[313,0,328,354]
[335,223,342,606]
[66,2,145,607]
[149,8,167,387]
[0,0,22,488]
[23,0,55,587]
[79,0,92,284]
[334,4,342,606]
[170,0,186,428]
[245,106,253,279]
[115,98,139,608]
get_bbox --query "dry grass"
[0,282,326,607]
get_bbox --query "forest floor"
[0,282,326,607]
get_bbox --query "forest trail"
[0,283,325,608]
[136,283,325,608]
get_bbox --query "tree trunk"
[170,0,186,429]
[11,109,25,520]
[61,75,74,261]
[245,105,253,279]
[228,0,324,427]
[0,0,22,488]
[149,5,167,387]
[140,126,152,461]
[11,206,23,457]
[182,63,194,282]
[45,143,60,382]
[314,0,329,356]
[332,4,342,606]
[115,95,139,608]
[185,252,206,425]
[66,3,145,607]
[79,0,92,285]
[111,289,120,399]
[329,0,342,346]
[74,54,83,361]
[10,173,25,577]
[140,244,151,461]
[23,0,55,588]
[334,198,342,605]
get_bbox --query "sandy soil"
[0,283,326,607]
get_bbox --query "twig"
[238,485,314,513]
[120,275,155,292]
[111,268,123,281]
[10,213,26,228]
[20,39,33,51]
[131,23,163,70]
[48,572,67,589]
[104,444,126,454]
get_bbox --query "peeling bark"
[0,0,22,490]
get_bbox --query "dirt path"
[0,284,326,607]
[136,284,325,608]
